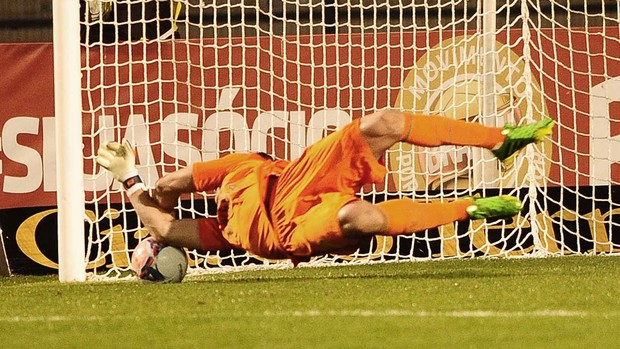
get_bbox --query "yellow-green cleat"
[466,195,523,220]
[492,117,555,161]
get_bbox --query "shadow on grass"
[189,267,517,285]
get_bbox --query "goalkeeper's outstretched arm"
[152,166,195,212]
[96,140,202,249]
[126,189,203,250]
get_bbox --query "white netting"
[526,1,620,255]
[77,0,620,279]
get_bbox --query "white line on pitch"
[1,309,609,323]
[262,309,592,318]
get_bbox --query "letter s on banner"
[3,117,43,194]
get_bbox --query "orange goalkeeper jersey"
[193,152,291,259]
[192,119,387,262]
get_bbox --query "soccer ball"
[130,237,188,283]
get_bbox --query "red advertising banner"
[0,28,619,210]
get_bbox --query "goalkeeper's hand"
[96,139,138,181]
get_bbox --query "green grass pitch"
[2,255,619,348]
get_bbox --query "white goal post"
[52,0,86,282]
[53,0,620,281]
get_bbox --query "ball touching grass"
[131,237,188,283]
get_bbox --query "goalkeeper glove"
[96,139,144,195]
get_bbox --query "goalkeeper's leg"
[336,110,539,237]
[339,196,522,238]
[358,109,553,161]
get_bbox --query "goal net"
[72,0,620,279]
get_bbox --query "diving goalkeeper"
[96,111,554,265]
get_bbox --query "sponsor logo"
[389,35,552,192]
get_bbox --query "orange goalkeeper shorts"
[270,119,387,257]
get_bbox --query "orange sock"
[400,112,505,149]
[376,198,473,235]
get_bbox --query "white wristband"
[126,182,146,197]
